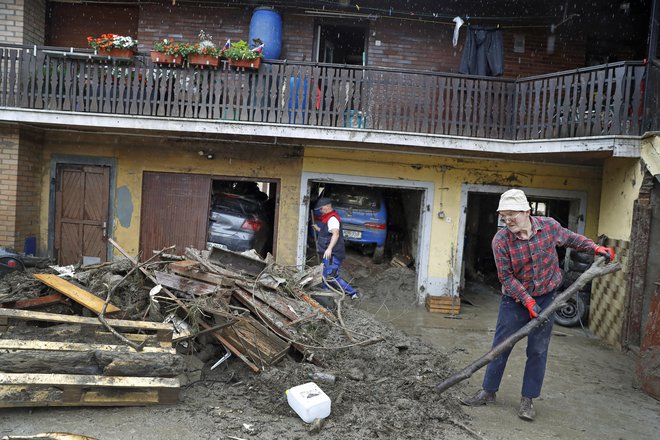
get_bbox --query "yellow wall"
[641,136,660,177]
[38,133,303,265]
[598,157,643,241]
[304,147,603,282]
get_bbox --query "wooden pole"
[435,257,621,394]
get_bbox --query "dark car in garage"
[207,187,273,257]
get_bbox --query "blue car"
[314,185,387,263]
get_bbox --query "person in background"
[312,197,358,299]
[460,189,614,421]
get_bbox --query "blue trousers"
[321,255,356,295]
[482,292,555,398]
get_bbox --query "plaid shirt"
[492,216,598,303]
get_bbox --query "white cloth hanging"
[452,16,465,47]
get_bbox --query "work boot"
[518,397,536,421]
[459,389,496,406]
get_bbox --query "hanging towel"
[458,26,504,76]
[452,16,464,48]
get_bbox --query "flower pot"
[150,51,183,65]
[98,48,135,59]
[188,54,220,67]
[228,57,262,70]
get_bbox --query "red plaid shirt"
[492,216,598,303]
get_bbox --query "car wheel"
[554,293,588,327]
[372,245,385,264]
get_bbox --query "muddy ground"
[1,251,658,440]
[0,254,474,440]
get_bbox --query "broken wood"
[217,315,290,368]
[0,308,174,347]
[32,274,120,315]
[154,271,219,296]
[0,293,67,310]
[169,260,235,287]
[208,246,267,277]
[435,257,621,394]
[108,238,262,373]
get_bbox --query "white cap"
[497,189,531,212]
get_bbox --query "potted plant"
[187,30,221,67]
[87,33,138,58]
[225,39,264,69]
[151,39,192,65]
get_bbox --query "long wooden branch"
[435,257,621,394]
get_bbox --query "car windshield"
[213,193,263,216]
[324,186,381,210]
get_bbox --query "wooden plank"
[235,283,300,322]
[169,264,234,288]
[33,274,120,314]
[0,308,171,333]
[154,271,218,296]
[0,292,67,309]
[0,338,174,354]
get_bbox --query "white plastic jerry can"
[285,382,331,423]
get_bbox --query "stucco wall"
[304,147,602,294]
[597,157,643,241]
[37,133,304,265]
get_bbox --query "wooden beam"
[33,274,120,314]
[154,271,218,295]
[0,292,67,309]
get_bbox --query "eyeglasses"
[499,212,523,221]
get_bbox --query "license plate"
[343,230,361,239]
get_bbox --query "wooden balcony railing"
[0,45,651,140]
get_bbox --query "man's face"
[319,203,332,214]
[499,210,530,233]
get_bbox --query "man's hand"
[312,224,320,232]
[522,297,542,319]
[594,245,614,262]
[323,248,332,260]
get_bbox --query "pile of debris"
[0,242,474,438]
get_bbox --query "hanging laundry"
[458,26,504,76]
[452,16,464,48]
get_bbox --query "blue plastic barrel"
[248,7,282,60]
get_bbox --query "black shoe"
[459,389,496,406]
[518,397,536,421]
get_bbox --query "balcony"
[0,44,653,141]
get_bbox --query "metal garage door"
[140,172,211,261]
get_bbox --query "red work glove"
[594,245,615,263]
[522,297,542,319]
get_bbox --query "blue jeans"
[482,292,555,398]
[321,255,356,295]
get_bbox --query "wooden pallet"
[425,295,461,314]
[0,373,179,407]
[0,308,180,407]
[219,315,290,369]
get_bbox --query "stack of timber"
[425,295,461,315]
[0,308,181,408]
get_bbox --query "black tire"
[568,259,591,272]
[570,251,594,264]
[554,293,588,327]
[372,245,385,264]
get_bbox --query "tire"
[568,259,591,272]
[372,245,385,264]
[570,251,594,264]
[554,293,588,327]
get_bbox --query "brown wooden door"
[55,165,110,265]
[140,172,211,261]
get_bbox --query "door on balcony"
[55,165,110,265]
[314,22,367,65]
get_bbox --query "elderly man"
[312,197,358,299]
[461,189,614,421]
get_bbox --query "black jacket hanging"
[458,26,504,76]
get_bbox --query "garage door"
[140,172,211,261]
